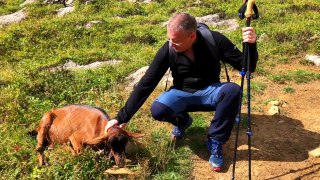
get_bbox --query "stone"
[124,66,172,91]
[104,167,137,179]
[0,8,26,26]
[309,146,320,157]
[268,105,280,115]
[20,0,37,7]
[57,7,74,17]
[305,54,320,66]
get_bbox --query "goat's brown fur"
[35,105,144,167]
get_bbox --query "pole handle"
[245,0,255,19]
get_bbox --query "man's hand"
[105,119,127,134]
[242,27,257,43]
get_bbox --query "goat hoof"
[38,163,46,168]
[171,136,177,142]
[48,146,54,151]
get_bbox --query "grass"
[1,0,320,179]
[268,69,320,84]
[283,86,295,93]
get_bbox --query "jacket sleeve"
[115,42,170,124]
[212,31,258,72]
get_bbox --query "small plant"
[299,59,315,66]
[278,56,289,64]
[251,81,267,95]
[283,86,295,93]
[268,69,320,84]
[1,0,320,179]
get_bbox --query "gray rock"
[305,54,320,66]
[20,0,37,7]
[0,8,26,27]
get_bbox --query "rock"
[196,14,239,33]
[56,7,74,17]
[268,100,280,107]
[309,146,320,157]
[268,105,280,115]
[0,8,26,27]
[195,14,221,25]
[125,66,149,90]
[215,19,239,33]
[105,167,135,175]
[163,13,239,33]
[84,20,102,29]
[125,66,172,91]
[305,54,320,66]
[267,101,281,115]
[104,167,137,179]
[85,0,96,5]
[20,0,37,7]
[49,60,121,72]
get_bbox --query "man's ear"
[190,31,197,41]
[124,130,145,138]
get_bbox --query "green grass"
[283,86,295,93]
[1,0,320,179]
[269,69,320,84]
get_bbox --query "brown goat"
[34,105,144,167]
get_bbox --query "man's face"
[167,28,195,52]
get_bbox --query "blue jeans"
[150,82,240,143]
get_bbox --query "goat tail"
[36,111,56,151]
[29,111,56,138]
[86,134,109,145]
[39,111,56,134]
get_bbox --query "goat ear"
[86,134,109,145]
[124,130,145,138]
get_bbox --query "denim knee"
[218,83,241,102]
[225,82,240,93]
[150,101,174,121]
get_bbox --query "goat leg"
[36,147,48,166]
[35,112,55,166]
[68,132,84,155]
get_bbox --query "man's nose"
[169,42,177,48]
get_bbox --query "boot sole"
[211,167,222,172]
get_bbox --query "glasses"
[168,32,194,47]
[168,39,184,46]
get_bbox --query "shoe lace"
[210,141,222,158]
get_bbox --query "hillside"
[0,0,319,179]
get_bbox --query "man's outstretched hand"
[105,119,126,134]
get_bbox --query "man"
[106,12,258,171]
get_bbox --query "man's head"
[167,12,197,52]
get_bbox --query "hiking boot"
[171,117,193,140]
[207,139,224,172]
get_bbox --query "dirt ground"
[190,60,320,179]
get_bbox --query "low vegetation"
[0,0,319,179]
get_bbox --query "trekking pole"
[232,0,259,179]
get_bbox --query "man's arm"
[212,28,258,72]
[110,43,170,128]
